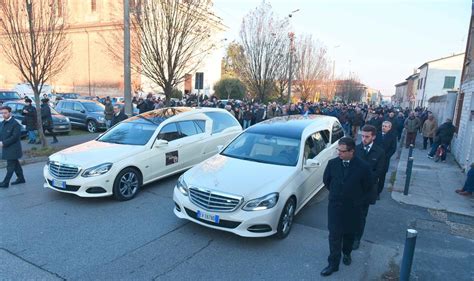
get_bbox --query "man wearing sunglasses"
[0,106,25,188]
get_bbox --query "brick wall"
[452,80,474,171]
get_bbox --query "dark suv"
[55,100,107,132]
[4,101,71,134]
[0,90,21,103]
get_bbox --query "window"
[73,102,84,112]
[63,101,73,110]
[222,132,301,166]
[194,120,206,133]
[98,122,158,146]
[443,76,456,89]
[14,104,23,115]
[158,123,181,142]
[331,122,344,143]
[82,102,104,112]
[303,131,329,160]
[204,112,240,134]
[91,0,97,12]
[178,121,198,137]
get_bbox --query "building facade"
[452,4,474,171]
[394,81,408,107]
[0,0,224,98]
[416,53,464,108]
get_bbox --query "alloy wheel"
[119,172,139,198]
[281,202,295,235]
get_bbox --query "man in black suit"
[110,105,129,127]
[321,137,373,277]
[353,125,385,250]
[374,121,397,196]
[0,106,25,188]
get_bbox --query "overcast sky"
[213,0,471,97]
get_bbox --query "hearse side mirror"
[154,139,169,148]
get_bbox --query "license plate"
[196,210,220,224]
[52,179,66,189]
[58,125,67,129]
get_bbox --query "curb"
[0,156,48,169]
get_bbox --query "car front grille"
[189,187,243,212]
[48,161,80,179]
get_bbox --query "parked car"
[43,107,242,200]
[173,115,345,238]
[0,90,21,103]
[55,99,107,132]
[55,93,81,100]
[4,101,71,134]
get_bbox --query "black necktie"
[364,145,370,154]
[343,161,349,168]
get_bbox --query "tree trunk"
[164,83,172,106]
[33,87,47,148]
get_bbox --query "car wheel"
[113,168,142,201]
[87,120,97,133]
[275,197,296,239]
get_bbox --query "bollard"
[406,145,414,174]
[404,157,414,195]
[400,229,418,281]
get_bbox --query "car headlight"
[177,176,188,196]
[97,116,105,122]
[81,163,113,177]
[242,193,279,211]
[64,117,70,122]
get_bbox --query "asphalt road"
[1,158,473,280]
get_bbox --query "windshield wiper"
[223,154,269,164]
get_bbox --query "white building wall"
[416,66,428,106]
[416,54,464,107]
[452,80,474,171]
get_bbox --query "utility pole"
[123,0,132,116]
[287,32,295,105]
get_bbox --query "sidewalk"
[391,134,474,218]
[0,131,99,168]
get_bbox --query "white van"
[13,83,55,102]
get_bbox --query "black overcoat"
[0,118,23,160]
[374,130,397,172]
[355,143,385,204]
[323,156,373,233]
[41,103,54,129]
[22,104,38,130]
[110,112,129,127]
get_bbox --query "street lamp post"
[123,0,132,116]
[287,32,295,105]
[287,9,299,105]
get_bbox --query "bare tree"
[126,0,219,104]
[294,35,330,102]
[274,46,291,102]
[335,76,366,103]
[0,0,70,147]
[235,1,288,102]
